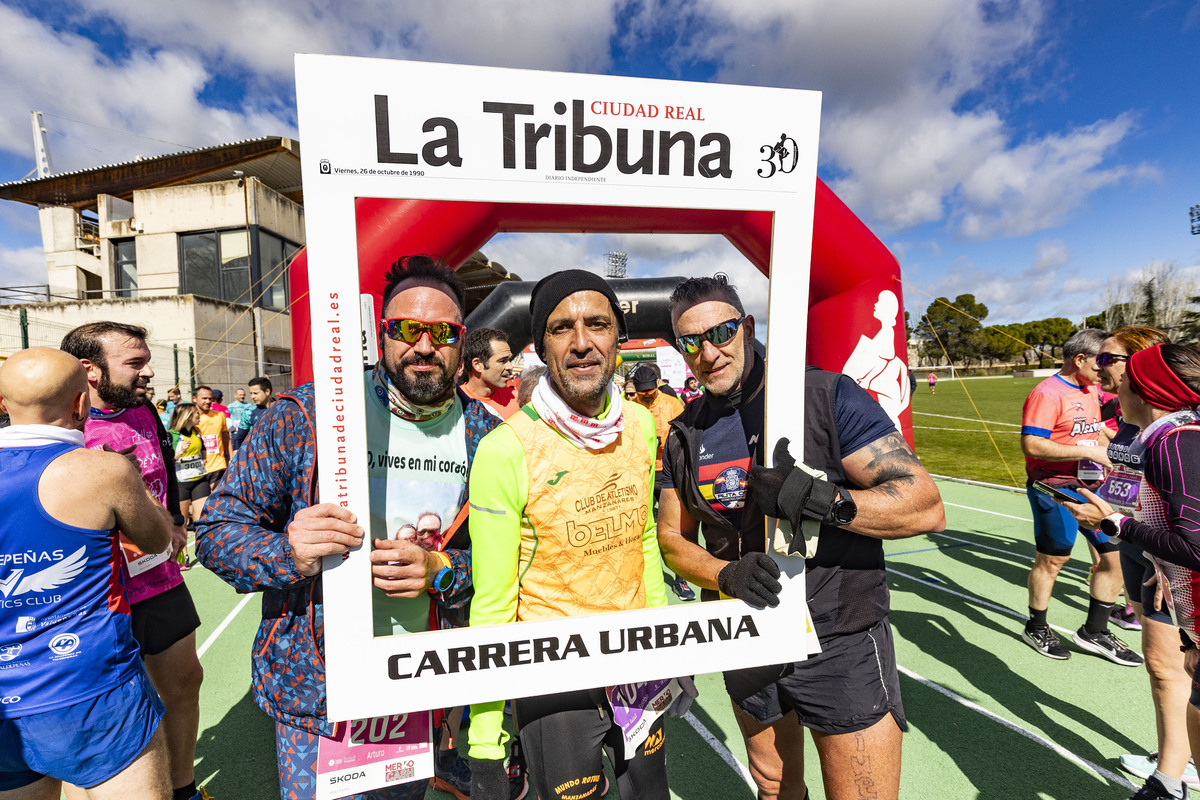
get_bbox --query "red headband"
[1126,345,1200,410]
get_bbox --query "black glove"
[748,437,856,530]
[667,675,699,717]
[717,552,782,609]
[470,757,508,800]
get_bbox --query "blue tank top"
[0,442,142,717]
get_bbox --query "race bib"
[1097,467,1141,514]
[121,539,172,577]
[200,433,219,455]
[1076,442,1105,483]
[315,712,433,800]
[605,679,680,759]
[176,455,205,483]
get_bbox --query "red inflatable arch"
[289,178,912,443]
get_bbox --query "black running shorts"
[130,581,201,656]
[177,476,211,504]
[725,618,908,735]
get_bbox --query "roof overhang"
[0,137,303,209]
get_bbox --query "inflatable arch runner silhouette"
[288,178,913,444]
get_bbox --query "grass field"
[910,376,1042,487]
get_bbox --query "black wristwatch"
[829,486,857,526]
[172,513,187,527]
[1099,513,1124,538]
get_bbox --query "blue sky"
[1,0,1198,326]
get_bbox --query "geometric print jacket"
[196,380,499,736]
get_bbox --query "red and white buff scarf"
[531,377,624,450]
[371,363,455,423]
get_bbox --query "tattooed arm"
[840,432,946,540]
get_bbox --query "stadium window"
[257,231,299,311]
[112,239,138,298]
[180,229,251,304]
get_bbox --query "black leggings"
[513,689,668,800]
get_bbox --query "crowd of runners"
[3,259,1200,800]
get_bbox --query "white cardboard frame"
[295,54,821,721]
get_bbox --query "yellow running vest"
[506,404,653,621]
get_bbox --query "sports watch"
[1099,512,1125,539]
[430,566,454,594]
[829,486,857,526]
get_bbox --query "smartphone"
[1032,481,1088,504]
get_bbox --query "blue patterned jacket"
[196,381,499,735]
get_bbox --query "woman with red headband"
[1066,343,1200,800]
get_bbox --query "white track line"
[930,532,1090,577]
[197,592,255,659]
[889,566,1074,637]
[944,501,1031,522]
[912,411,1021,427]
[681,711,757,790]
[914,426,1021,433]
[896,664,1136,791]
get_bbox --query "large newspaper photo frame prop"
[296,54,821,721]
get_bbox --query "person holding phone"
[1062,343,1200,800]
[1019,328,1142,666]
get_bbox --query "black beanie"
[529,269,628,359]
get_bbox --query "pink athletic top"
[1021,374,1105,485]
[84,404,182,605]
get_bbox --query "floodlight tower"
[604,250,628,279]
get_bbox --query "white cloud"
[0,245,49,287]
[624,0,1151,242]
[1032,240,1070,271]
[0,4,293,174]
[71,0,622,82]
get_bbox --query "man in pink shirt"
[1020,328,1140,668]
[61,322,209,800]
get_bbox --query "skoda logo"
[0,644,21,662]
[49,633,80,655]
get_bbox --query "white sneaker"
[1120,753,1199,788]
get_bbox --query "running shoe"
[1121,753,1200,787]
[430,750,471,800]
[508,739,529,800]
[1111,604,1142,631]
[1072,626,1144,666]
[189,788,215,800]
[1021,624,1070,659]
[1129,775,1189,799]
[672,577,696,601]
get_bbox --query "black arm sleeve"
[1120,428,1200,571]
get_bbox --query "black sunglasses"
[676,316,745,354]
[1095,352,1130,367]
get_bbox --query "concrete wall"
[39,206,103,297]
[248,178,305,242]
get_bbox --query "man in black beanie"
[467,269,686,800]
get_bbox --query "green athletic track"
[183,477,1153,799]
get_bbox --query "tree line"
[913,262,1200,370]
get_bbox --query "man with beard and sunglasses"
[60,322,208,800]
[467,270,679,800]
[197,255,500,800]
